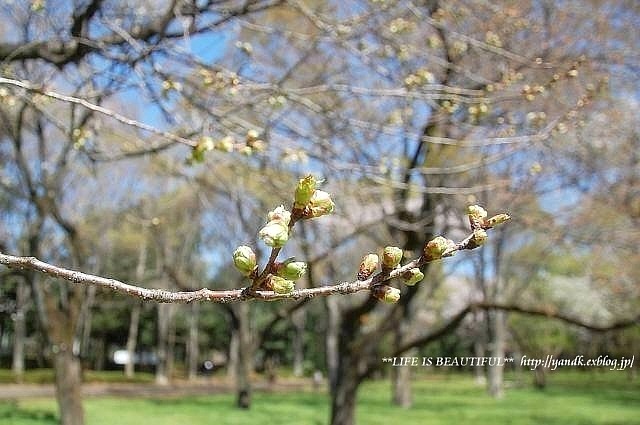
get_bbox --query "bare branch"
[0,228,487,304]
[0,77,196,147]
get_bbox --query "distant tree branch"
[0,77,196,147]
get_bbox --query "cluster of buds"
[522,84,545,101]
[259,205,291,248]
[467,204,511,230]
[293,175,335,219]
[72,127,92,150]
[199,69,240,91]
[404,68,435,87]
[161,79,182,96]
[485,31,503,48]
[187,130,267,164]
[244,130,266,154]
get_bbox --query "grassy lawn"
[0,372,638,425]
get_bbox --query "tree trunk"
[155,303,172,385]
[326,296,340,393]
[125,302,141,378]
[292,308,305,377]
[235,302,252,409]
[329,345,360,425]
[227,329,239,381]
[126,237,147,378]
[12,281,29,383]
[187,302,200,381]
[391,307,413,408]
[487,309,505,398]
[54,348,84,425]
[473,339,486,385]
[534,367,546,389]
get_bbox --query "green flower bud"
[372,285,401,304]
[269,275,295,294]
[486,213,511,227]
[403,268,424,286]
[267,205,291,226]
[467,204,488,220]
[232,245,257,276]
[357,254,379,280]
[382,246,403,269]
[276,260,307,281]
[259,221,289,247]
[294,175,318,208]
[215,136,234,152]
[423,236,454,260]
[247,129,260,141]
[308,190,334,218]
[472,229,488,246]
[239,146,253,156]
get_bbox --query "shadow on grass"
[0,402,57,424]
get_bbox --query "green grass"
[0,372,638,425]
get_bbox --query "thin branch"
[0,77,196,147]
[0,228,485,304]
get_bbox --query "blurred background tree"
[0,1,638,425]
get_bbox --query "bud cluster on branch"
[0,176,509,304]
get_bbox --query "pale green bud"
[382,246,403,269]
[294,175,317,208]
[486,213,511,227]
[259,221,289,247]
[472,229,488,246]
[403,268,424,286]
[372,285,401,304]
[239,146,253,156]
[357,254,379,280]
[277,260,307,281]
[423,236,453,260]
[268,205,291,226]
[308,190,334,218]
[269,275,295,294]
[215,136,234,152]
[467,204,488,220]
[232,246,256,276]
[247,129,260,141]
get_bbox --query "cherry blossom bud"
[276,260,307,281]
[269,276,295,294]
[232,246,257,276]
[372,285,401,304]
[382,246,403,269]
[308,190,334,218]
[294,175,317,208]
[268,205,291,226]
[486,213,511,227]
[357,254,379,280]
[259,221,289,247]
[423,236,453,260]
[472,229,488,246]
[467,204,488,220]
[215,136,234,152]
[403,268,424,286]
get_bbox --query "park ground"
[0,370,638,425]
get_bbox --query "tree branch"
[0,228,485,304]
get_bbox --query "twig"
[0,77,196,147]
[0,229,483,304]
